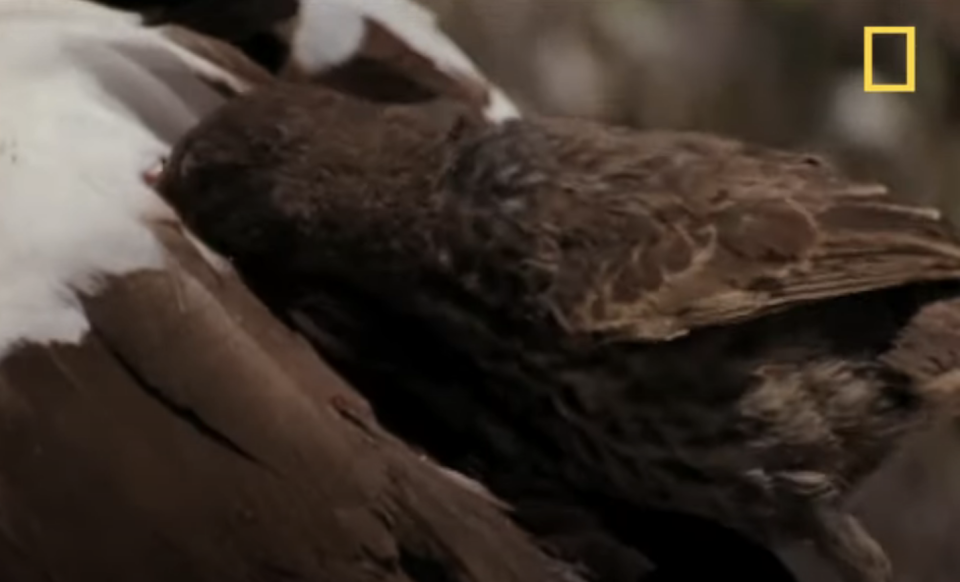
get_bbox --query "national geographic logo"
[863,26,916,93]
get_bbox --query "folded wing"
[441,121,960,341]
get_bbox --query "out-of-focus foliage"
[424,0,960,219]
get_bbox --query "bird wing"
[109,0,519,119]
[0,0,271,357]
[0,6,564,580]
[0,221,565,582]
[281,0,520,120]
[442,120,960,341]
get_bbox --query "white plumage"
[0,0,246,358]
[0,0,520,359]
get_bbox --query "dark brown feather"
[159,86,960,582]
[0,222,570,582]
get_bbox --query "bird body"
[162,86,960,582]
[0,4,565,582]
[0,0,517,359]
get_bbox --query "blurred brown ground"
[418,1,960,580]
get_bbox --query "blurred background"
[415,1,960,581]
[424,0,960,220]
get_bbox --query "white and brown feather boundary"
[0,0,261,358]
[0,222,571,582]
[279,0,520,122]
[0,4,571,579]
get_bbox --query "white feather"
[288,0,368,72]
[484,87,523,124]
[0,0,241,359]
[291,0,520,121]
[0,0,142,24]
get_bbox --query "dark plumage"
[0,226,572,582]
[160,86,960,582]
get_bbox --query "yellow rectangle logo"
[864,26,916,92]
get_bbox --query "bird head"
[158,85,485,279]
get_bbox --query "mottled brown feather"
[438,121,960,340]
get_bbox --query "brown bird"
[0,3,570,582]
[159,85,960,582]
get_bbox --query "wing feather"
[443,121,960,341]
[0,225,565,582]
[0,0,265,357]
[284,0,520,120]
